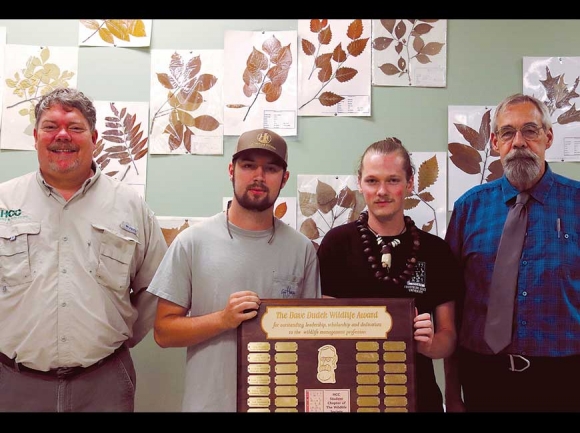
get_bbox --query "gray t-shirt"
[147,211,321,412]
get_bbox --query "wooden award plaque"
[237,298,417,413]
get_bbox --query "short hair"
[34,87,97,132]
[357,137,414,181]
[491,93,552,133]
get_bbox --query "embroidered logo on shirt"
[120,221,138,236]
[281,285,297,298]
[0,208,26,222]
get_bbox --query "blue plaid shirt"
[446,163,580,356]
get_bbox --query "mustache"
[47,142,77,152]
[247,183,269,192]
[504,148,537,163]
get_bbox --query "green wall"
[0,19,578,412]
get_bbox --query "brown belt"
[0,345,126,378]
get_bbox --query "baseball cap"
[232,128,288,168]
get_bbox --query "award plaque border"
[237,298,417,413]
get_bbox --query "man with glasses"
[443,93,580,412]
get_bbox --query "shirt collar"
[36,160,101,197]
[500,162,554,205]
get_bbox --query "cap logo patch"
[257,132,272,144]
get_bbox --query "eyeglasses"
[495,124,545,142]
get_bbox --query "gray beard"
[503,148,542,190]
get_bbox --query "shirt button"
[61,269,67,274]
[61,302,66,307]
[522,320,527,325]
[565,233,569,239]
[60,337,67,342]
[522,291,527,296]
[63,236,68,242]
[522,260,528,265]
[2,286,6,293]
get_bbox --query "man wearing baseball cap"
[147,128,321,412]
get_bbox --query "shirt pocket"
[0,222,40,287]
[273,276,301,299]
[91,224,138,291]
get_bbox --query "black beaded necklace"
[356,210,420,285]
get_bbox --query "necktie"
[484,191,530,354]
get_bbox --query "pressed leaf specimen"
[93,102,148,182]
[5,46,75,134]
[80,19,147,45]
[372,19,445,86]
[299,19,369,110]
[150,51,220,153]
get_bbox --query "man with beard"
[0,88,168,411]
[443,93,580,412]
[146,128,321,412]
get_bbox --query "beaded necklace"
[356,210,420,285]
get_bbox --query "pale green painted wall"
[0,19,578,412]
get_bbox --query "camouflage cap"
[232,128,288,168]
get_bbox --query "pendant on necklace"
[378,238,400,272]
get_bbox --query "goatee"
[503,148,541,190]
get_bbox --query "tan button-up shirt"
[0,167,167,371]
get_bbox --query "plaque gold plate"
[237,298,417,412]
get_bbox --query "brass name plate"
[237,298,417,412]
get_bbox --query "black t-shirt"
[317,221,463,412]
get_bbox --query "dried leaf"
[332,43,347,63]
[270,44,292,68]
[413,23,433,35]
[454,123,483,150]
[104,145,127,153]
[106,20,130,42]
[310,19,328,33]
[379,63,400,76]
[448,142,482,174]
[486,159,504,181]
[394,20,407,39]
[421,220,434,232]
[318,26,332,45]
[302,38,316,55]
[274,202,287,219]
[131,137,148,155]
[80,19,100,31]
[226,104,248,109]
[299,191,318,217]
[417,155,438,192]
[193,74,217,92]
[315,53,333,68]
[319,91,344,107]
[415,54,431,65]
[193,115,220,131]
[262,35,282,58]
[395,42,404,55]
[133,148,148,161]
[346,38,369,57]
[246,48,268,71]
[418,191,434,202]
[372,37,394,51]
[317,64,333,83]
[413,35,425,53]
[266,65,290,86]
[336,186,355,208]
[156,72,174,89]
[397,57,406,71]
[557,104,580,124]
[347,191,366,222]
[316,180,338,214]
[335,67,357,83]
[300,218,320,240]
[404,197,420,210]
[380,20,396,34]
[346,19,363,40]
[102,136,124,144]
[99,27,115,44]
[478,110,491,150]
[421,42,444,56]
[127,19,146,37]
[263,82,282,102]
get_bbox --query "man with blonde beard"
[444,93,580,412]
